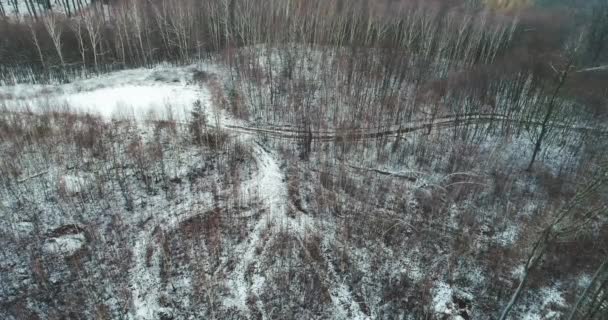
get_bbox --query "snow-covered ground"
[0,67,201,121]
[43,233,86,256]
[21,65,315,319]
[0,0,93,18]
[0,62,603,320]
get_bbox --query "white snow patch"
[2,85,199,121]
[522,313,541,320]
[511,264,525,279]
[43,233,86,255]
[61,85,199,120]
[539,286,566,309]
[16,222,35,235]
[577,273,592,288]
[519,285,567,320]
[432,282,454,314]
[331,283,368,320]
[60,174,90,195]
[495,224,519,247]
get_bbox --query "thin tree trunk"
[11,0,18,16]
[567,257,608,320]
[25,0,37,19]
[499,231,549,320]
[29,22,46,68]
[527,58,574,171]
[0,1,6,17]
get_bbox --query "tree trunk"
[567,257,608,320]
[499,231,549,320]
[527,58,573,171]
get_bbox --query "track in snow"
[220,113,608,142]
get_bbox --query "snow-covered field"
[0,67,202,121]
[0,62,604,320]
[0,0,94,18]
[0,65,317,319]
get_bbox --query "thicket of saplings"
[0,0,607,319]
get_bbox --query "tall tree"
[83,8,103,69]
[42,13,65,66]
[567,257,608,320]
[499,163,607,320]
[582,0,608,65]
[527,36,581,171]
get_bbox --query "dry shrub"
[176,209,223,258]
[303,234,324,264]
[415,187,446,216]
[264,231,295,260]
[537,230,608,287]
[446,142,482,174]
[349,209,399,245]
[1,155,22,178]
[30,256,48,287]
[319,170,334,190]
[192,70,213,83]
[445,174,486,203]
[146,141,164,162]
[179,214,206,241]
[49,224,86,238]
[41,111,105,153]
[145,243,155,268]
[95,304,112,320]
[126,137,144,160]
[205,208,223,258]
[565,70,608,116]
[31,116,53,142]
[337,169,359,198]
[491,168,514,198]
[535,168,576,201]
[483,245,519,284]
[3,298,41,320]
[450,232,476,267]
[208,79,229,111]
[57,176,75,198]
[201,130,229,150]
[287,169,305,213]
[380,273,435,315]
[0,114,25,142]
[154,120,177,135]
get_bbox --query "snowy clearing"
[43,233,86,256]
[1,83,199,121]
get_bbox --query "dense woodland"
[0,0,607,319]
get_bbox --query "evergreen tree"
[190,99,206,145]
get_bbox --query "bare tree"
[499,164,608,320]
[24,0,38,19]
[70,17,87,67]
[129,0,149,65]
[585,0,608,64]
[82,8,103,69]
[28,19,46,68]
[42,13,65,66]
[567,257,608,320]
[527,35,582,171]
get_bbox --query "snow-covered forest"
[0,0,607,319]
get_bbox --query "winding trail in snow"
[3,67,602,319]
[129,199,214,320]
[219,113,608,142]
[200,86,316,314]
[128,83,316,319]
